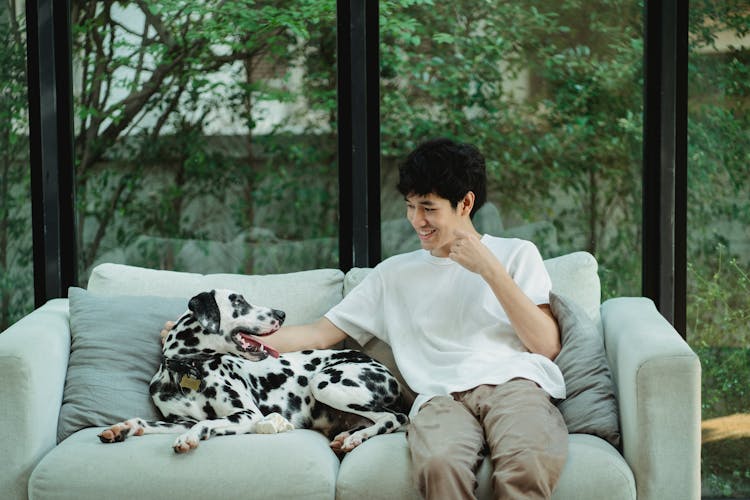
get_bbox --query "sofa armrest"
[601,297,701,500]
[0,299,70,500]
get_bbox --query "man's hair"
[397,137,487,218]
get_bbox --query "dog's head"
[164,289,285,361]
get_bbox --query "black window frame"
[25,0,688,337]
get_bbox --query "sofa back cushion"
[59,288,187,442]
[87,263,345,326]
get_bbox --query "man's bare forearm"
[263,317,348,353]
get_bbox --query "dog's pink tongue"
[237,333,280,358]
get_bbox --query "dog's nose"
[273,309,286,323]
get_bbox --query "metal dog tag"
[179,375,202,392]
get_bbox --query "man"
[164,137,568,499]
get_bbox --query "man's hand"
[160,321,175,345]
[449,229,503,278]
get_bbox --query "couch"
[0,251,701,500]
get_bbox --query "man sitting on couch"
[164,137,569,500]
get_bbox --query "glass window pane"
[0,1,33,330]
[687,5,750,497]
[379,0,643,299]
[72,1,338,282]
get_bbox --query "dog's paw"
[331,430,367,452]
[98,419,144,443]
[173,433,200,453]
[255,413,295,434]
[173,425,208,453]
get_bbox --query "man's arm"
[262,317,348,352]
[449,230,561,360]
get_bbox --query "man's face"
[405,192,463,257]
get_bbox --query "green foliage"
[70,0,338,274]
[688,246,750,349]
[380,0,644,297]
[0,7,32,330]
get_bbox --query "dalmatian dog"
[98,289,407,453]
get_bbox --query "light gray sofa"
[0,251,701,500]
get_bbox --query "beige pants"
[406,379,568,500]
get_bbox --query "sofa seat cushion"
[30,428,339,500]
[86,263,345,326]
[335,432,634,500]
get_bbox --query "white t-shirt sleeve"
[324,269,386,346]
[506,240,551,306]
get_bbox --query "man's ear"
[458,191,475,216]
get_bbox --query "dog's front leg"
[173,409,264,453]
[99,417,195,443]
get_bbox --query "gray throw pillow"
[57,287,187,442]
[550,292,621,449]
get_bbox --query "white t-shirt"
[325,235,566,416]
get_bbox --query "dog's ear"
[189,291,221,334]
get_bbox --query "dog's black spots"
[229,294,251,317]
[175,330,200,347]
[318,381,329,390]
[347,404,372,412]
[342,379,359,387]
[223,385,240,400]
[331,350,372,364]
[227,413,245,423]
[385,421,394,429]
[203,386,217,399]
[259,405,282,416]
[304,396,311,405]
[396,414,408,425]
[231,398,244,409]
[260,372,288,391]
[325,368,343,383]
[154,381,179,402]
[208,358,222,370]
[310,404,323,419]
[304,357,323,371]
[280,359,291,366]
[287,393,302,412]
[199,427,210,440]
[282,368,294,377]
[168,341,180,351]
[297,375,308,387]
[252,388,268,402]
[359,369,387,384]
[202,401,217,419]
[224,430,236,436]
[178,347,199,355]
[389,379,399,394]
[301,350,314,355]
